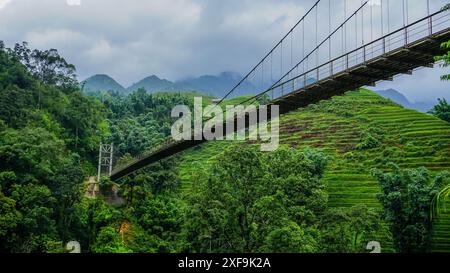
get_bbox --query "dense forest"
[0,41,449,253]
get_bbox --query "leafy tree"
[428,98,450,123]
[0,193,22,246]
[265,147,328,223]
[0,120,6,132]
[184,145,328,253]
[263,221,319,253]
[48,154,84,242]
[319,205,383,253]
[62,91,109,154]
[373,165,449,252]
[110,116,165,157]
[0,45,33,91]
[133,195,185,252]
[11,42,78,91]
[319,208,355,252]
[9,184,58,252]
[0,171,17,193]
[73,197,123,252]
[125,224,170,253]
[436,39,450,81]
[118,156,180,208]
[357,132,380,150]
[0,42,108,157]
[0,127,66,188]
[0,81,34,128]
[0,41,110,253]
[90,226,131,253]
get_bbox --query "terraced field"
[177,89,450,252]
[433,198,450,252]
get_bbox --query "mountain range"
[82,75,438,113]
[82,72,257,98]
[373,89,436,112]
[82,74,127,94]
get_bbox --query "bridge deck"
[272,28,450,114]
[110,27,450,181]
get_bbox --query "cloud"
[0,0,448,103]
[221,1,304,30]
[0,0,11,9]
[66,0,81,6]
[25,29,89,49]
[85,39,114,62]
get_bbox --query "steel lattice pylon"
[97,143,114,182]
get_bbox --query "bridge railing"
[213,2,450,109]
[111,137,180,176]
[246,7,450,106]
[110,2,450,178]
[111,0,327,176]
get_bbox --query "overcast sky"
[0,0,449,102]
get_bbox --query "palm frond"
[431,184,450,221]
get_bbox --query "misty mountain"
[81,75,439,113]
[375,89,411,107]
[408,101,436,113]
[374,89,435,112]
[84,72,258,98]
[175,71,255,97]
[82,74,127,94]
[127,75,175,93]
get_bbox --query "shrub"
[357,132,380,150]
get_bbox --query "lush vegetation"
[0,41,449,253]
[429,98,450,123]
[183,145,383,253]
[436,37,450,80]
[0,42,108,252]
[178,90,450,253]
[100,89,208,157]
[374,165,448,252]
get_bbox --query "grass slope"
[177,89,450,253]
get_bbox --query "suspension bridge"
[107,0,450,181]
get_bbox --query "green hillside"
[177,89,450,253]
[83,74,127,94]
[127,75,175,93]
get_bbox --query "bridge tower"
[97,143,114,182]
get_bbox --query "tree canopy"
[436,40,450,81]
[428,98,450,123]
[374,165,449,252]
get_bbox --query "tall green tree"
[0,41,110,253]
[49,154,84,242]
[319,205,383,253]
[9,184,58,252]
[428,98,450,123]
[11,42,78,91]
[0,193,22,251]
[436,39,450,81]
[184,145,328,253]
[373,165,449,252]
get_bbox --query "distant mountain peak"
[127,75,174,93]
[85,71,257,97]
[144,75,163,80]
[373,88,435,113]
[82,74,126,94]
[375,89,411,107]
[378,88,401,93]
[173,71,255,97]
[87,73,103,78]
[219,71,242,80]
